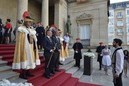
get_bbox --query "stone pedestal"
[83,56,93,75]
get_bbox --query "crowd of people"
[96,39,129,86]
[0,18,12,44]
[1,12,129,86]
[11,11,71,79]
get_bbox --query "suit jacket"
[96,46,105,61]
[52,36,61,52]
[43,36,54,55]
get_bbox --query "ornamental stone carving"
[76,13,93,20]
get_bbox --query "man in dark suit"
[96,42,105,70]
[50,28,61,72]
[43,30,54,79]
[36,22,45,50]
[54,30,62,71]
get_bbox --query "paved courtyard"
[62,49,129,86]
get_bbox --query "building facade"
[68,0,108,46]
[108,1,129,47]
[0,0,108,47]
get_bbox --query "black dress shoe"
[55,69,61,72]
[51,71,55,74]
[19,74,28,79]
[50,73,54,76]
[59,62,63,65]
[44,74,50,79]
[27,73,34,77]
[26,70,34,77]
[78,66,80,69]
[74,65,77,67]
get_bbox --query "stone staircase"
[0,44,101,86]
[0,60,27,83]
[0,47,76,84]
[60,49,98,84]
[0,45,27,83]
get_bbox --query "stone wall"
[54,0,67,36]
[68,0,108,46]
[0,0,41,40]
[0,0,17,28]
[0,0,41,29]
[28,0,41,23]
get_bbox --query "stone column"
[17,0,28,20]
[54,1,61,29]
[42,0,49,28]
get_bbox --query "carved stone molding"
[76,13,93,21]
[76,0,88,3]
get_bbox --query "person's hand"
[75,51,78,53]
[50,49,54,52]
[114,73,119,78]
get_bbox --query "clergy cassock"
[73,42,83,59]
[73,40,83,67]
[12,26,40,69]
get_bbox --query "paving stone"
[0,66,11,72]
[66,67,79,74]
[0,60,7,66]
[10,78,27,83]
[61,57,74,65]
[62,49,129,86]
[60,61,75,70]
[0,71,19,81]
[72,68,84,78]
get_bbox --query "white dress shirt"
[64,35,70,43]
[115,49,124,75]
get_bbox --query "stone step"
[0,71,19,81]
[0,60,7,66]
[10,78,27,83]
[72,68,84,79]
[61,56,74,65]
[0,56,2,60]
[60,61,75,70]
[66,67,79,74]
[0,66,11,73]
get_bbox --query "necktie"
[49,37,52,42]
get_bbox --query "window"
[126,17,129,23]
[109,10,114,17]
[117,29,123,35]
[127,36,129,45]
[126,9,129,16]
[109,12,113,17]
[79,24,90,40]
[108,27,114,34]
[127,25,129,33]
[126,3,129,7]
[117,21,124,26]
[127,10,129,15]
[116,12,123,18]
[109,19,114,25]
[108,36,114,45]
